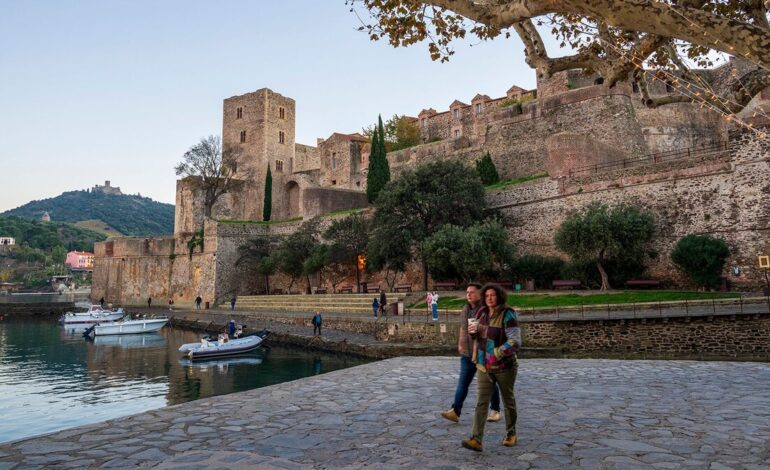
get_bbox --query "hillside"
[2,190,174,236]
[0,215,107,252]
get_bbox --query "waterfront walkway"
[1,358,769,469]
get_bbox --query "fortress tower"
[222,88,296,221]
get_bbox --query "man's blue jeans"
[452,355,500,416]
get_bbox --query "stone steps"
[223,294,409,314]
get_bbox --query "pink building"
[66,251,94,271]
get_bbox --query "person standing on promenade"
[462,283,521,452]
[195,295,202,310]
[441,283,501,424]
[230,295,237,311]
[372,297,379,318]
[168,297,174,311]
[379,290,387,318]
[312,311,323,336]
[147,297,152,309]
[431,291,440,321]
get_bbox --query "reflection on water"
[0,318,369,444]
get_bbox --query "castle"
[93,61,770,305]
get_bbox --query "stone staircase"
[224,293,409,314]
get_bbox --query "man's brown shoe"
[440,408,459,423]
[461,437,483,452]
[502,433,517,447]
[487,410,501,422]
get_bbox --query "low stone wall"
[0,302,73,316]
[524,313,770,356]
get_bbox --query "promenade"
[1,357,769,469]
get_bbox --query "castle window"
[331,180,337,185]
[279,131,285,144]
[421,118,427,128]
[453,109,460,119]
[331,152,337,169]
[454,129,460,138]
[475,103,482,114]
[236,107,243,119]
[275,160,284,172]
[279,107,285,119]
[356,181,361,187]
[240,130,246,143]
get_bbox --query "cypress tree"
[366,115,391,203]
[263,165,272,221]
[476,151,500,185]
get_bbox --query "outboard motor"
[83,324,96,338]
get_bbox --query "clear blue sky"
[0,1,552,212]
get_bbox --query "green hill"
[0,215,107,252]
[2,190,174,236]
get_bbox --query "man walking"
[379,290,387,318]
[147,297,152,309]
[230,295,237,311]
[441,283,501,423]
[312,311,323,336]
[195,295,202,310]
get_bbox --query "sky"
[0,1,555,212]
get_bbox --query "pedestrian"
[372,297,380,318]
[312,311,322,336]
[195,295,202,310]
[147,297,152,309]
[431,291,440,321]
[379,290,387,318]
[230,295,237,311]
[99,297,105,308]
[168,297,174,311]
[461,283,521,452]
[441,283,501,424]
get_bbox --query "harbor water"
[0,317,369,444]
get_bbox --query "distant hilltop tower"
[41,211,51,222]
[92,180,122,195]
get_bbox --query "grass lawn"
[411,291,742,309]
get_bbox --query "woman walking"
[462,283,521,452]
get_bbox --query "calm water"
[0,318,369,444]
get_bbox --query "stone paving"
[1,358,769,469]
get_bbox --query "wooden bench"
[552,280,582,290]
[625,279,661,288]
[433,281,457,291]
[315,287,328,294]
[338,285,353,293]
[394,283,412,292]
[366,285,381,293]
[271,288,285,295]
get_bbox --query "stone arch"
[285,181,301,219]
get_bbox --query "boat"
[84,316,168,337]
[60,304,126,325]
[179,331,269,359]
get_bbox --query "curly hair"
[481,282,508,309]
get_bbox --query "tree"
[350,1,770,116]
[369,160,487,289]
[276,218,321,293]
[363,114,421,151]
[671,234,730,289]
[263,165,272,221]
[366,116,391,203]
[476,152,500,185]
[174,135,243,219]
[324,213,370,292]
[422,221,515,283]
[237,235,281,294]
[554,202,655,290]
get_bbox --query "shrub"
[475,152,500,185]
[671,234,729,289]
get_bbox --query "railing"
[568,141,730,177]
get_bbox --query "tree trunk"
[355,258,361,293]
[422,259,428,291]
[597,258,611,291]
[264,274,270,295]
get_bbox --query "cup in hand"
[467,318,479,334]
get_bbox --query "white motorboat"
[60,305,126,325]
[179,331,268,359]
[84,317,168,337]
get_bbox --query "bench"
[433,281,457,291]
[315,287,328,294]
[625,279,661,288]
[552,280,582,290]
[366,285,381,293]
[394,283,412,293]
[338,285,353,293]
[494,280,514,290]
[271,288,285,295]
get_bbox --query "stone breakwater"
[1,358,769,469]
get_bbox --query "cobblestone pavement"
[1,358,769,469]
